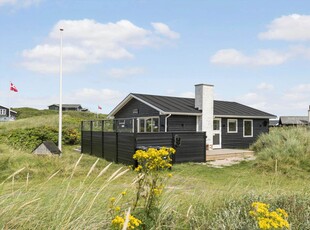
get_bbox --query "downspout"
[165,114,172,132]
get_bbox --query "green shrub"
[251,126,310,173]
[5,126,80,151]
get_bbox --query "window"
[227,119,238,133]
[0,109,6,115]
[138,117,159,133]
[213,119,220,131]
[243,120,253,137]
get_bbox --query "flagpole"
[58,28,63,152]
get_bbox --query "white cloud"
[210,48,291,66]
[70,88,124,106]
[107,67,144,78]
[0,0,41,7]
[179,91,195,98]
[257,82,274,90]
[151,22,180,39]
[234,83,310,116]
[259,14,310,41]
[210,49,249,65]
[283,84,310,102]
[21,19,179,74]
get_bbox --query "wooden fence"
[81,121,206,165]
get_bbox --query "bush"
[5,126,80,151]
[251,126,310,173]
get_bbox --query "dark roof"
[214,100,275,117]
[130,93,276,118]
[49,104,82,108]
[132,93,200,114]
[32,141,61,154]
[279,116,308,125]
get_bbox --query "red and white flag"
[98,105,102,110]
[10,82,18,92]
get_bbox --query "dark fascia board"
[215,115,277,119]
[108,94,165,118]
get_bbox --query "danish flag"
[10,82,18,92]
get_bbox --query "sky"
[1,0,310,117]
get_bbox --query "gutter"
[165,114,172,132]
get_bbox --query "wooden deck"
[206,149,254,161]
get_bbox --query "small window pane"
[139,119,145,132]
[146,118,152,132]
[244,120,252,137]
[228,120,237,132]
[153,118,159,132]
[213,120,220,130]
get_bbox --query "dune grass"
[0,122,310,229]
[251,126,310,174]
[1,141,310,229]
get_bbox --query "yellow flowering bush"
[133,147,176,172]
[249,202,289,229]
[110,147,175,229]
[133,147,176,222]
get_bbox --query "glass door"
[213,118,221,148]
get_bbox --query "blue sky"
[1,0,310,117]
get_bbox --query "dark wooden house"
[278,106,310,126]
[0,105,17,121]
[48,104,87,111]
[108,84,276,149]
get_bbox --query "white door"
[213,118,221,148]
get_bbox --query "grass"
[0,112,310,229]
[1,140,310,229]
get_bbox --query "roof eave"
[215,115,277,119]
[160,111,201,116]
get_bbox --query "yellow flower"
[110,197,116,203]
[168,173,173,178]
[121,191,127,196]
[115,206,121,211]
[249,202,289,230]
[112,214,142,229]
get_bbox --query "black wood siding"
[221,118,269,149]
[91,131,103,158]
[167,115,197,132]
[104,132,118,162]
[115,98,159,118]
[81,127,206,164]
[118,133,136,165]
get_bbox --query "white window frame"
[137,117,159,133]
[0,109,6,115]
[227,119,238,133]
[243,119,253,137]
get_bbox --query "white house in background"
[0,105,17,122]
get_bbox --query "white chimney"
[195,84,214,146]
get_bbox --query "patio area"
[206,148,254,161]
